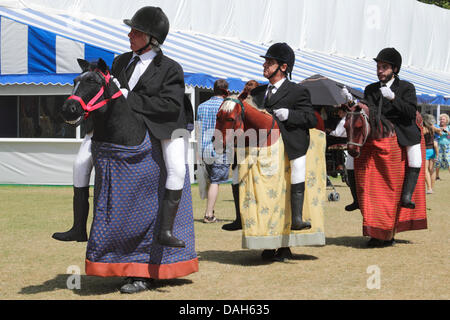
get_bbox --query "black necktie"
[266,85,275,101]
[126,55,140,82]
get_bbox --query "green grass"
[0,172,448,300]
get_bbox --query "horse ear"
[77,59,90,72]
[97,58,109,74]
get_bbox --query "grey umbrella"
[300,74,363,106]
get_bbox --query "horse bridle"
[68,70,123,119]
[346,107,370,147]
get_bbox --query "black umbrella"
[300,74,363,106]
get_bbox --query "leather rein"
[346,107,370,147]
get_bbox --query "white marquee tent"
[0,0,449,185]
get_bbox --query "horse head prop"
[61,58,145,146]
[344,102,371,158]
[62,58,121,126]
[214,95,279,149]
[344,101,396,158]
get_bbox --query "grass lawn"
[0,171,448,300]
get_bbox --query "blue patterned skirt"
[435,143,450,169]
[86,132,198,279]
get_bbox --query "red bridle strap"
[67,70,123,119]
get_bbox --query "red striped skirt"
[354,134,427,240]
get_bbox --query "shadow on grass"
[193,218,234,224]
[326,236,411,249]
[18,274,193,296]
[198,250,318,266]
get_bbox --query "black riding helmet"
[260,42,296,79]
[124,6,170,53]
[374,47,402,74]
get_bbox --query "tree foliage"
[418,0,450,9]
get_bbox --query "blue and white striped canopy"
[0,6,449,105]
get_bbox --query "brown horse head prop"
[215,95,279,149]
[344,102,370,158]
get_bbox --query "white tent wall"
[7,0,450,73]
[0,139,91,185]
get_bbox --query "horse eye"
[226,118,234,122]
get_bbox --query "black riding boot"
[52,186,89,242]
[157,189,185,248]
[222,184,242,231]
[290,182,311,230]
[345,170,359,211]
[401,167,421,209]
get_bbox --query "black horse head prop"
[61,58,145,146]
[61,58,122,127]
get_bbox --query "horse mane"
[363,99,395,135]
[220,95,239,112]
[220,94,269,115]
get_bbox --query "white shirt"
[128,49,157,91]
[265,77,286,99]
[381,77,395,89]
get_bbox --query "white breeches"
[407,144,422,168]
[73,132,94,188]
[290,155,306,184]
[232,165,239,185]
[161,137,188,190]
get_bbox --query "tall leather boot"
[401,167,421,209]
[222,184,242,231]
[52,186,89,242]
[157,189,186,248]
[345,170,359,211]
[290,182,311,230]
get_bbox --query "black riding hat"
[124,6,170,44]
[374,47,402,74]
[260,42,296,77]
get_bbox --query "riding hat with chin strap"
[374,47,402,74]
[124,6,170,54]
[260,42,296,80]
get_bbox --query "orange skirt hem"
[85,258,199,280]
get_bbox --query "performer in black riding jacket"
[364,47,422,209]
[250,43,317,261]
[110,6,192,293]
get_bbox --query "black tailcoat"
[111,51,189,140]
[364,77,421,146]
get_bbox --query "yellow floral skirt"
[237,129,326,249]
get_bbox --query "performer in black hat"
[364,47,422,210]
[111,6,191,251]
[250,42,317,261]
[109,6,195,293]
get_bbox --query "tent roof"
[0,6,449,105]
